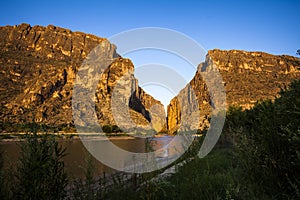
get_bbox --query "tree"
[297,49,300,55]
[15,134,68,200]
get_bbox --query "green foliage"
[102,124,122,133]
[102,125,112,133]
[70,154,100,200]
[111,125,122,133]
[157,149,239,200]
[14,133,68,200]
[225,79,300,199]
[58,124,76,133]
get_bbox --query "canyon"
[0,24,299,134]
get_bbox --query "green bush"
[111,125,121,133]
[102,125,112,133]
[102,124,122,133]
[14,133,68,200]
[226,79,300,199]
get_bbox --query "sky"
[1,0,300,109]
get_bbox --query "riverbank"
[0,132,174,142]
[0,132,202,144]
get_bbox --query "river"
[0,135,188,178]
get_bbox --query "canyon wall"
[2,24,299,134]
[0,24,166,132]
[167,49,300,133]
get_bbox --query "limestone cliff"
[0,23,166,132]
[2,24,299,134]
[167,49,300,133]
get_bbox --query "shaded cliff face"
[0,24,166,132]
[167,49,300,133]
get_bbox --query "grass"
[120,147,240,200]
[164,150,236,199]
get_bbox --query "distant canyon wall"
[167,49,300,133]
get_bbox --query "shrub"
[102,125,122,133]
[227,80,300,198]
[14,133,68,200]
[102,125,112,133]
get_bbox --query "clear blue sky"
[1,0,299,55]
[1,0,300,108]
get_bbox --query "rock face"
[2,24,299,134]
[0,23,166,132]
[167,49,300,133]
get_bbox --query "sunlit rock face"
[167,49,300,134]
[1,24,299,134]
[0,24,166,132]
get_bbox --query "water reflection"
[0,136,181,178]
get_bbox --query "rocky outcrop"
[0,24,166,132]
[167,49,300,133]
